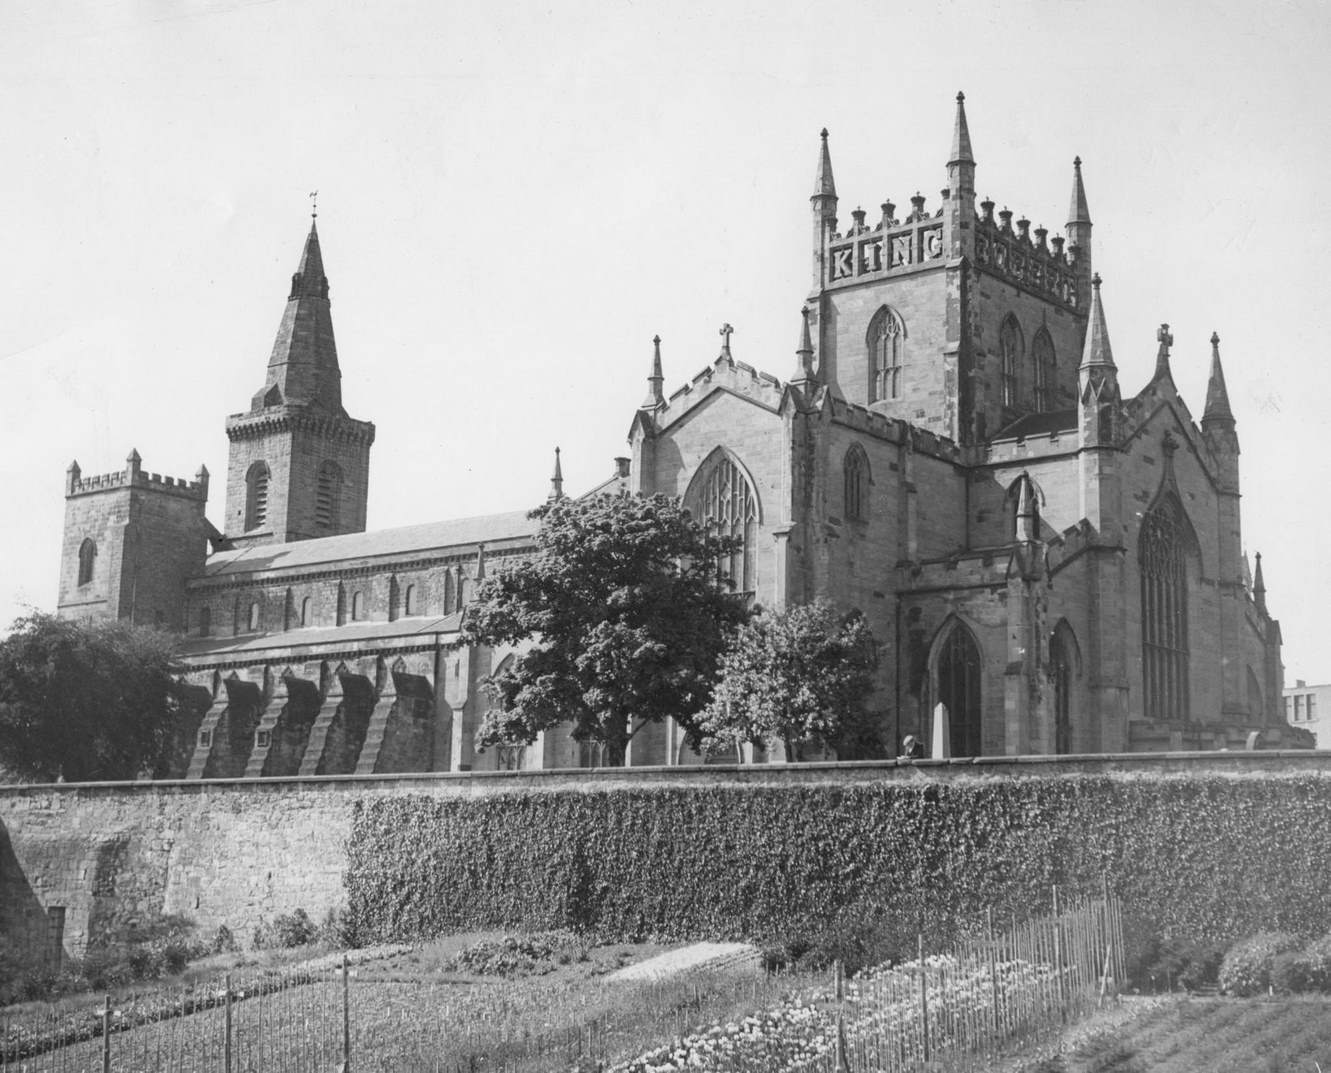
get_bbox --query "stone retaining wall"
[3,751,1327,958]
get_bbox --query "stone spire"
[549,446,564,501]
[813,128,837,200]
[1068,156,1092,227]
[1079,275,1114,371]
[642,335,665,409]
[792,306,816,384]
[1253,551,1267,612]
[1203,332,1236,429]
[948,91,974,166]
[253,220,344,414]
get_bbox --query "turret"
[1078,275,1119,447]
[810,129,838,291]
[1203,331,1241,497]
[791,306,816,387]
[946,92,977,260]
[642,335,665,409]
[1067,158,1093,310]
[549,446,564,502]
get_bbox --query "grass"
[1025,997,1331,1073]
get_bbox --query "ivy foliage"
[697,601,881,761]
[344,773,1331,950]
[459,493,750,766]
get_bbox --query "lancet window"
[316,461,343,531]
[999,315,1023,410]
[1140,496,1192,721]
[245,462,270,531]
[935,622,982,757]
[843,446,869,523]
[1032,328,1056,411]
[688,451,759,597]
[77,539,96,586]
[868,306,904,402]
[1049,623,1077,754]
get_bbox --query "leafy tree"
[0,613,183,782]
[460,493,751,766]
[697,600,881,761]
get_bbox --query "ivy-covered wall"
[345,771,1331,946]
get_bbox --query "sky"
[2,0,1329,681]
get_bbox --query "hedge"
[343,772,1331,947]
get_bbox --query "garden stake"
[342,953,352,1072]
[101,994,110,1073]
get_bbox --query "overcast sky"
[3,0,1329,682]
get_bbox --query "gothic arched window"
[1049,622,1079,754]
[686,450,760,596]
[198,606,211,637]
[999,315,1023,410]
[300,596,311,627]
[935,621,983,757]
[868,306,904,403]
[404,584,417,616]
[843,445,869,523]
[316,461,343,531]
[1140,496,1192,721]
[1032,327,1056,411]
[77,538,96,586]
[245,462,270,531]
[247,600,261,632]
[1247,668,1264,721]
[351,590,364,621]
[444,569,457,615]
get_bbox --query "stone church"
[54,94,1303,776]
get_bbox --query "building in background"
[1285,680,1329,748]
[54,94,1307,775]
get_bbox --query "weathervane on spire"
[309,190,318,219]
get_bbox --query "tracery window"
[77,539,96,586]
[999,315,1023,410]
[1032,328,1056,411]
[245,462,270,531]
[843,446,869,523]
[868,306,904,402]
[688,452,759,596]
[936,622,982,757]
[316,461,343,531]
[579,740,607,769]
[497,745,526,771]
[1140,496,1191,721]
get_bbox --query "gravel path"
[606,941,758,982]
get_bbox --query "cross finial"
[1157,323,1173,352]
[309,190,318,219]
[719,323,734,356]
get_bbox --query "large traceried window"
[77,539,96,586]
[686,450,759,597]
[868,306,904,403]
[315,461,343,531]
[245,462,270,531]
[1140,495,1193,722]
[843,445,869,523]
[1032,327,1056,411]
[935,621,982,757]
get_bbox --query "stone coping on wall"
[3,750,1329,798]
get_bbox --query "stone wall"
[3,752,1328,961]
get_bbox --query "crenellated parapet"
[656,353,787,428]
[65,452,208,501]
[973,199,1079,309]
[824,193,947,288]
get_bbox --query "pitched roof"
[178,613,463,660]
[993,409,1077,440]
[201,509,537,578]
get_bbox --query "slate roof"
[177,613,463,660]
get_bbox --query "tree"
[460,493,752,766]
[697,600,881,761]
[0,614,184,782]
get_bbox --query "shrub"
[254,908,319,950]
[450,932,588,977]
[1302,933,1331,992]
[1218,932,1302,996]
[211,925,238,954]
[1270,950,1313,995]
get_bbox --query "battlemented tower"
[223,218,375,547]
[56,450,210,630]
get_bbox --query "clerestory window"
[1032,328,1056,411]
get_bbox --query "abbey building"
[55,94,1305,774]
